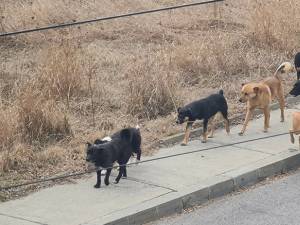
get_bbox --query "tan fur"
[181,122,192,146]
[238,63,289,135]
[239,83,271,135]
[289,112,300,148]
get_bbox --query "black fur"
[86,127,142,188]
[289,80,300,97]
[176,90,229,134]
[295,52,300,80]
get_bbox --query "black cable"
[0,0,224,38]
[0,130,292,191]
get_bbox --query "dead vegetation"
[0,0,299,200]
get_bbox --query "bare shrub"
[17,88,72,143]
[126,54,182,119]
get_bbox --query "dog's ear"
[86,142,92,147]
[177,107,181,113]
[120,128,132,141]
[253,87,260,93]
[241,83,245,87]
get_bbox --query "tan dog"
[290,112,300,148]
[238,62,294,135]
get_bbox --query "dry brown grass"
[247,0,300,53]
[17,89,72,143]
[0,0,299,199]
[126,53,182,119]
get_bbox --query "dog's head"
[239,83,260,103]
[290,81,300,97]
[176,107,192,124]
[86,142,102,163]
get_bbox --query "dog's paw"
[201,140,207,143]
[263,129,268,133]
[94,184,100,188]
[104,181,110,186]
[114,180,119,184]
[238,132,244,136]
[180,142,187,146]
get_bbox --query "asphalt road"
[149,169,300,225]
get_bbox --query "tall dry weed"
[0,106,18,151]
[35,41,85,105]
[126,54,182,119]
[248,0,299,53]
[17,88,71,143]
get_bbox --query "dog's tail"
[218,90,224,96]
[274,62,294,79]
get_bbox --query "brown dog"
[238,62,294,135]
[290,112,300,148]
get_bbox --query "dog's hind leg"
[181,122,193,146]
[290,129,295,144]
[104,168,112,186]
[208,115,215,138]
[202,119,209,143]
[221,110,230,134]
[263,107,270,132]
[115,166,125,184]
[94,170,101,188]
[123,166,127,178]
[278,86,285,122]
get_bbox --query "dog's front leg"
[239,109,253,136]
[181,122,193,146]
[94,170,101,188]
[104,168,112,186]
[202,119,208,143]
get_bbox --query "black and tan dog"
[176,90,230,145]
[86,127,141,188]
[239,62,294,135]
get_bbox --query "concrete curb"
[159,96,300,147]
[102,150,300,225]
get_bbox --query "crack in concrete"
[0,212,48,225]
[125,177,178,192]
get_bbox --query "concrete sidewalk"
[1,105,300,225]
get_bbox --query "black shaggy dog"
[295,52,300,80]
[86,127,141,188]
[176,90,230,145]
[290,80,300,97]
